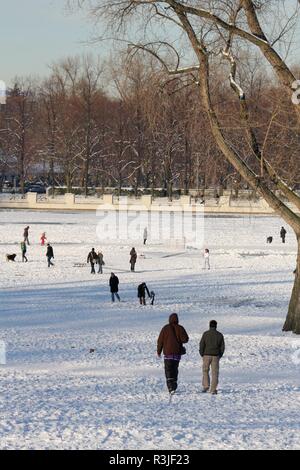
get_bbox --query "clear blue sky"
[0,0,103,86]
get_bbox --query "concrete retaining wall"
[0,192,298,215]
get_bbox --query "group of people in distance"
[157,315,225,396]
[87,247,138,274]
[9,223,293,397]
[19,226,54,267]
[109,273,155,306]
[87,248,105,274]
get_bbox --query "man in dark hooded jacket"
[157,313,189,394]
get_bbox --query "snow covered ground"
[0,210,299,450]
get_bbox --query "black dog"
[6,254,17,262]
[267,237,273,244]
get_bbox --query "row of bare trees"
[1,53,299,200]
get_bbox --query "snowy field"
[0,209,300,450]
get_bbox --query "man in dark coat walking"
[199,320,225,395]
[87,248,98,274]
[109,273,120,302]
[137,282,151,306]
[157,313,189,394]
[46,243,54,267]
[280,226,287,243]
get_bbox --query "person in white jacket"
[204,248,210,270]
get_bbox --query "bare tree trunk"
[66,166,72,193]
[84,107,91,198]
[184,135,190,195]
[50,158,55,199]
[283,237,300,334]
[19,124,26,196]
[84,156,89,197]
[167,181,173,202]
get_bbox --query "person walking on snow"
[138,282,151,306]
[143,227,148,246]
[20,241,28,263]
[97,251,105,274]
[199,320,225,395]
[23,226,30,245]
[46,243,54,267]
[204,248,210,270]
[87,248,98,274]
[109,273,120,302]
[280,226,287,244]
[40,232,47,246]
[157,313,189,395]
[130,248,137,272]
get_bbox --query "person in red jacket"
[157,313,189,395]
[40,232,47,246]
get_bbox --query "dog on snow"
[6,254,17,262]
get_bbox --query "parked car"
[26,184,46,194]
[2,181,13,193]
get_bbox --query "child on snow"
[40,233,47,246]
[150,291,155,306]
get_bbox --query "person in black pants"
[280,226,287,243]
[157,313,189,395]
[109,273,121,302]
[87,248,98,274]
[137,282,151,305]
[46,244,54,267]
